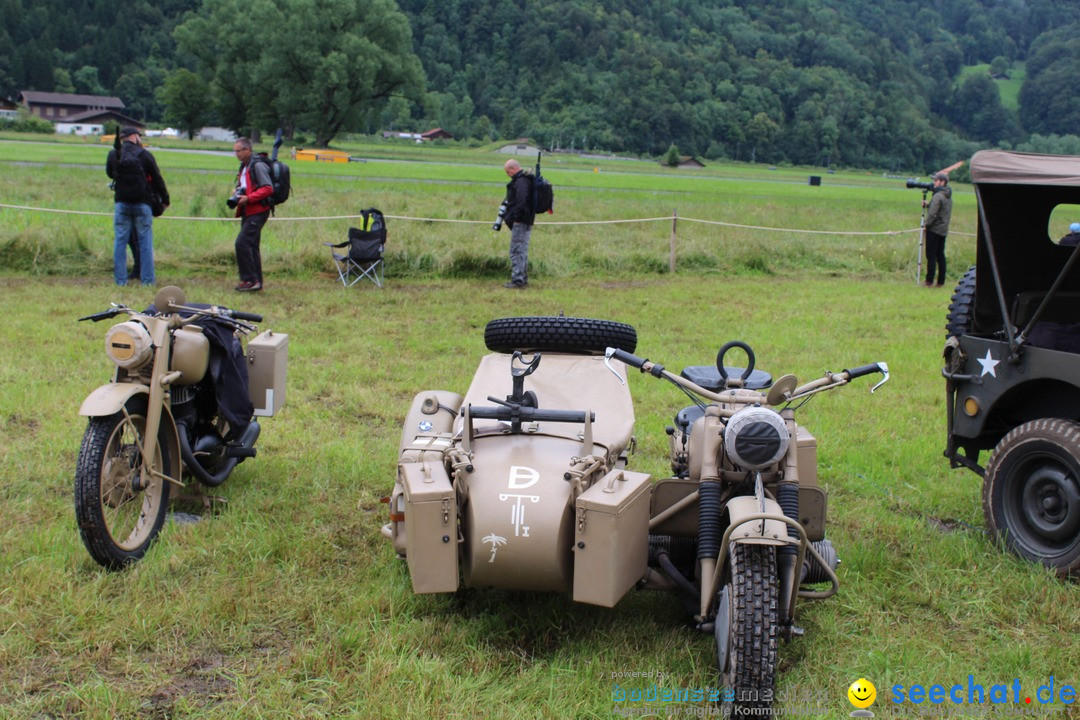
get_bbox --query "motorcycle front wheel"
[74,396,172,569]
[717,543,778,716]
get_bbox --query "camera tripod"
[915,188,929,284]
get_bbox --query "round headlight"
[724,406,790,470]
[104,321,153,370]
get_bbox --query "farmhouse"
[0,96,17,120]
[18,91,142,132]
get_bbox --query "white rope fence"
[0,202,973,281]
[0,202,937,234]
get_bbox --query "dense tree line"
[1,0,1078,171]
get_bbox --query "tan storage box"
[247,330,288,417]
[401,461,459,594]
[573,469,652,607]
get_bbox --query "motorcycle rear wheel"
[74,396,172,569]
[718,543,778,716]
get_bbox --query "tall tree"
[176,0,424,146]
[159,68,211,139]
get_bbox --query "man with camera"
[231,137,273,292]
[922,172,953,287]
[494,158,536,289]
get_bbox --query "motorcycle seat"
[680,365,773,391]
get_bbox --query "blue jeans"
[114,202,154,285]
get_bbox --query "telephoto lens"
[492,201,508,231]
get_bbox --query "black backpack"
[532,152,554,215]
[115,143,150,201]
[250,153,291,207]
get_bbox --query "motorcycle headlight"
[724,406,790,470]
[104,321,153,370]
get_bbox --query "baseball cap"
[119,126,142,138]
[1071,222,1080,233]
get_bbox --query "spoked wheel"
[983,419,1080,577]
[75,396,172,569]
[716,543,778,716]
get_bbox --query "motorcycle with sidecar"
[384,316,888,713]
[75,286,288,569]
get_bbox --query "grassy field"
[1,138,1077,720]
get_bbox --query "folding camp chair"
[325,208,386,288]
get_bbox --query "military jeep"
[943,149,1080,577]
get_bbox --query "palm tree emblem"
[482,533,507,563]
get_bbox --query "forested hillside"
[2,0,1079,171]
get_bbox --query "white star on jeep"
[977,350,999,377]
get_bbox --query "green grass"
[958,62,1026,112]
[1,140,1077,720]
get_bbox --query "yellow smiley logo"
[848,678,877,709]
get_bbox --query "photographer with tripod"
[921,172,952,287]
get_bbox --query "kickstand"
[173,487,228,512]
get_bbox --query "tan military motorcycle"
[384,316,888,713]
[75,286,288,569]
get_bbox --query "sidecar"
[384,316,861,713]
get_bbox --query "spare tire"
[946,265,977,338]
[484,316,637,354]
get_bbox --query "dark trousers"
[128,226,141,279]
[235,211,269,284]
[925,230,947,285]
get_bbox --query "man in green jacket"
[923,172,953,287]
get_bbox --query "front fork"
[696,409,826,637]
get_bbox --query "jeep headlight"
[724,406,790,470]
[104,321,153,370]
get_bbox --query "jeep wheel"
[946,265,977,338]
[484,316,637,354]
[983,418,1080,577]
[717,543,777,716]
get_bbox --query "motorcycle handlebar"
[228,309,263,323]
[843,363,884,379]
[605,347,665,377]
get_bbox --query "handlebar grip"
[844,363,882,379]
[607,347,646,369]
[230,310,263,323]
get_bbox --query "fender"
[725,496,790,547]
[78,383,182,487]
[79,383,149,417]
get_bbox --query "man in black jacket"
[105,126,169,286]
[501,158,536,289]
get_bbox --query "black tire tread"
[946,265,977,338]
[982,418,1080,577]
[484,316,637,354]
[724,543,778,713]
[74,403,171,569]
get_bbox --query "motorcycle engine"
[724,406,790,470]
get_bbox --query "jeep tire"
[983,418,1080,577]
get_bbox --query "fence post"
[670,210,678,273]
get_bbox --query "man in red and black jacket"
[231,137,273,291]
